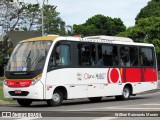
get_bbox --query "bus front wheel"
[47,90,63,106]
[115,86,131,100]
[17,99,32,107]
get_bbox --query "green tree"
[136,0,160,23]
[35,4,66,35]
[23,3,41,31]
[73,14,126,36]
[118,17,160,53]
[0,1,66,35]
[0,51,4,66]
[0,0,27,32]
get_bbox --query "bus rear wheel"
[88,97,102,102]
[17,99,32,107]
[47,90,63,106]
[115,86,131,100]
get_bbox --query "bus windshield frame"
[6,40,52,72]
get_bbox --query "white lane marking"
[69,104,144,111]
[94,117,117,120]
[15,117,40,120]
[105,108,160,110]
[142,103,160,105]
[66,102,160,111]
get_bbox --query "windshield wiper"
[26,51,31,72]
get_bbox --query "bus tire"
[88,97,102,102]
[115,86,131,100]
[47,90,63,106]
[17,99,32,107]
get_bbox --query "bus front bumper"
[3,81,44,100]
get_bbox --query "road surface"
[0,91,160,120]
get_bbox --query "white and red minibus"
[3,35,158,106]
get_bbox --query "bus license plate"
[15,90,22,94]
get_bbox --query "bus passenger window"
[49,44,70,67]
[98,45,103,66]
[140,47,154,66]
[98,45,118,66]
[78,44,96,66]
[91,45,97,66]
[120,46,130,67]
[130,47,138,66]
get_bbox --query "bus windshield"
[6,41,52,72]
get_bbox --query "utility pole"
[41,6,44,36]
[36,0,45,36]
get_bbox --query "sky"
[26,0,150,28]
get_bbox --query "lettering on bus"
[77,73,106,81]
[96,73,106,79]
[84,73,95,80]
[77,73,82,81]
[80,38,112,44]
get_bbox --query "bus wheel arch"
[115,83,133,100]
[47,86,67,106]
[54,86,68,100]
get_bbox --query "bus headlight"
[3,80,7,86]
[31,76,41,86]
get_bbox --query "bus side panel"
[45,68,124,99]
[121,68,141,82]
[45,68,88,99]
[132,82,158,94]
[121,68,157,94]
[143,68,157,82]
[122,68,157,82]
[45,67,158,100]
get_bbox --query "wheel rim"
[123,88,130,98]
[52,93,60,103]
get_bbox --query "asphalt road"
[0,91,160,120]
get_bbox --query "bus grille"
[8,91,29,96]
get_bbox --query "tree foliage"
[0,0,66,35]
[41,5,66,35]
[118,17,160,54]
[73,14,126,36]
[136,0,160,23]
[0,51,4,66]
[0,0,27,32]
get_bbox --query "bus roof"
[19,35,154,47]
[84,35,133,42]
[20,35,59,43]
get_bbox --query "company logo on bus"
[107,68,122,83]
[6,80,32,87]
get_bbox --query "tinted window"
[98,45,118,66]
[120,46,130,67]
[140,47,154,66]
[78,44,96,66]
[130,47,138,66]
